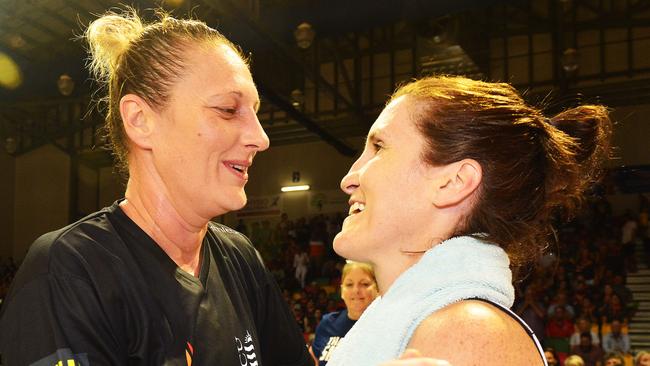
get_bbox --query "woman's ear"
[119,94,155,150]
[431,159,482,208]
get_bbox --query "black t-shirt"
[0,202,310,366]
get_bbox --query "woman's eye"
[215,107,238,116]
[373,142,383,152]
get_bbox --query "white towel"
[327,235,515,366]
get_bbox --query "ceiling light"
[5,137,17,154]
[562,48,579,73]
[294,22,315,49]
[290,89,304,108]
[281,185,310,192]
[57,74,74,96]
[7,34,26,49]
[0,52,22,89]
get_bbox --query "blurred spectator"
[546,306,574,338]
[575,247,596,284]
[599,285,616,311]
[602,352,624,366]
[570,317,600,347]
[601,294,629,325]
[570,332,604,366]
[636,350,650,366]
[576,297,600,325]
[544,347,560,366]
[612,274,634,305]
[621,210,639,268]
[565,355,586,366]
[622,211,638,245]
[601,319,630,355]
[548,292,576,320]
[294,245,310,288]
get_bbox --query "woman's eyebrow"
[366,130,384,145]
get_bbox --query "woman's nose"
[245,114,270,152]
[340,157,363,194]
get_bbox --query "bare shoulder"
[407,300,543,366]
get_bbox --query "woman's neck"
[121,174,208,277]
[373,253,424,295]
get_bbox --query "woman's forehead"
[176,44,257,98]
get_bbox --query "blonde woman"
[637,350,650,366]
[565,355,586,366]
[0,9,309,366]
[311,262,378,365]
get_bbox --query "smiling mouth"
[224,162,250,180]
[348,202,366,216]
[229,163,247,173]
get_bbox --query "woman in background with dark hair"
[327,75,612,365]
[545,347,560,366]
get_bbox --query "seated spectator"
[570,317,600,347]
[575,247,596,284]
[544,347,560,366]
[577,297,600,325]
[571,332,604,366]
[573,275,590,298]
[605,240,627,276]
[546,306,575,338]
[602,319,630,355]
[599,284,616,311]
[636,350,650,366]
[565,355,586,366]
[548,291,576,320]
[603,352,625,366]
[602,294,629,325]
[292,303,308,335]
[612,274,634,305]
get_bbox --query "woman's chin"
[223,190,248,211]
[333,232,353,258]
[333,237,369,264]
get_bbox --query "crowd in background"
[1,193,649,365]
[240,192,650,365]
[515,193,649,366]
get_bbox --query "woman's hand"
[379,349,452,366]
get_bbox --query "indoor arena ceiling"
[1,0,650,164]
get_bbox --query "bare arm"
[406,300,543,366]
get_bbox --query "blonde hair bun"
[85,9,144,82]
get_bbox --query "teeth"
[231,164,245,172]
[348,202,366,215]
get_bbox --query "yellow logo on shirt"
[54,361,79,366]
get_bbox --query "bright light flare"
[281,185,310,192]
[0,52,22,89]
